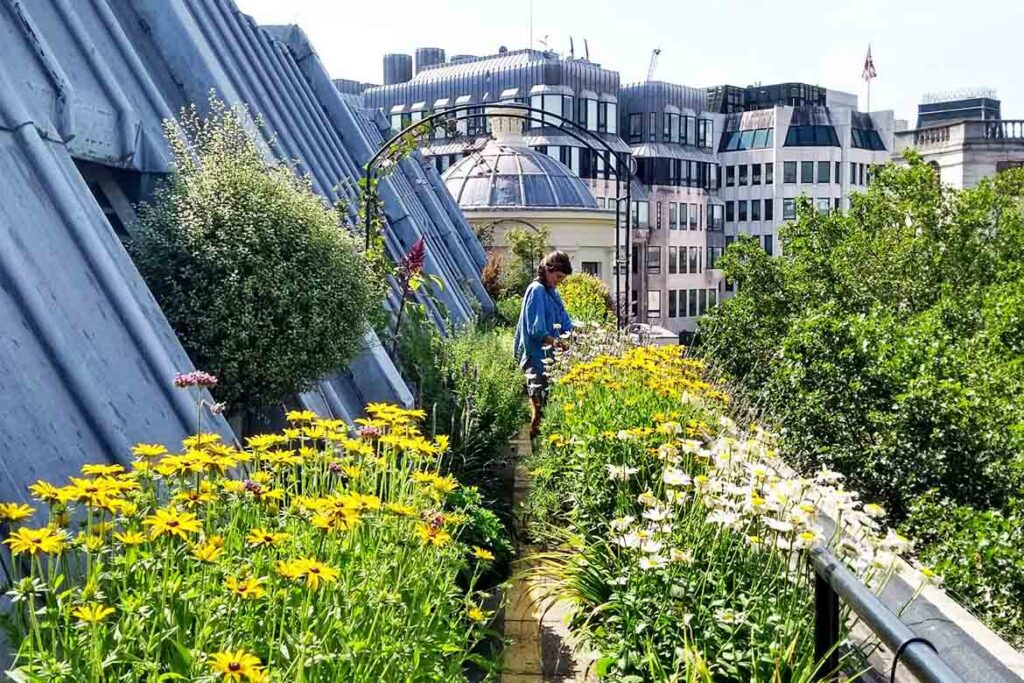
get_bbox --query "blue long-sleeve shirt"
[513,280,573,376]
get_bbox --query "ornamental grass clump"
[0,375,500,682]
[526,332,938,681]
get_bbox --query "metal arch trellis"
[362,102,639,329]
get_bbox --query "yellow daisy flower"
[208,649,263,682]
[0,502,34,522]
[72,603,115,624]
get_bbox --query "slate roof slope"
[0,0,491,498]
[0,2,230,502]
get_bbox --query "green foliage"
[701,158,1024,518]
[904,492,1024,649]
[392,310,526,578]
[496,296,522,326]
[700,156,1024,643]
[130,99,378,410]
[558,273,612,324]
[500,226,549,297]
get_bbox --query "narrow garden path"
[501,429,597,683]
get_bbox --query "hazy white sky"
[236,0,1024,124]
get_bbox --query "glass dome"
[442,142,598,210]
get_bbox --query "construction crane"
[646,48,661,82]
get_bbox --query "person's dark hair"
[536,250,573,284]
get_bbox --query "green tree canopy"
[700,155,1024,519]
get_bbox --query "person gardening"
[513,251,574,440]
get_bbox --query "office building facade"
[353,51,894,334]
[895,93,1024,188]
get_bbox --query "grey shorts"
[524,369,549,400]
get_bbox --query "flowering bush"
[131,98,379,410]
[526,333,931,681]
[558,273,612,324]
[0,381,499,681]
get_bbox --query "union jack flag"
[862,44,877,81]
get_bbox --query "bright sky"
[236,0,1024,125]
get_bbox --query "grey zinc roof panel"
[0,0,494,502]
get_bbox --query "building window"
[648,290,661,319]
[709,204,724,231]
[628,113,643,143]
[707,246,724,269]
[834,161,841,184]
[764,198,774,221]
[816,198,830,214]
[698,289,708,316]
[763,234,774,256]
[766,162,774,185]
[688,246,700,273]
[834,197,841,211]
[582,99,598,131]
[669,247,678,274]
[679,202,688,229]
[647,246,661,274]
[709,288,718,309]
[784,161,797,183]
[631,245,639,274]
[817,161,830,184]
[859,163,866,185]
[669,202,677,229]
[850,161,857,185]
[752,163,762,185]
[726,166,735,187]
[656,201,662,229]
[631,201,650,228]
[783,198,796,220]
[582,261,601,276]
[688,204,697,230]
[669,289,677,318]
[801,161,814,184]
[688,289,698,317]
[631,290,638,316]
[784,125,840,147]
[739,165,748,186]
[738,200,748,222]
[751,200,761,221]
[726,201,734,222]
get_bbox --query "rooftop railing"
[984,120,1024,140]
[810,546,963,682]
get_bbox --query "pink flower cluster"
[173,371,218,389]
[400,238,426,279]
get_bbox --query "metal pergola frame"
[363,102,638,329]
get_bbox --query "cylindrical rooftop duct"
[415,47,446,74]
[383,53,413,85]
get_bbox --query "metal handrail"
[809,546,963,683]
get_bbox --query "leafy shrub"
[1,393,499,681]
[500,226,549,297]
[904,493,1024,649]
[701,159,1024,517]
[496,296,522,326]
[558,273,611,324]
[130,99,378,410]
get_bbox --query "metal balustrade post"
[814,572,841,681]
